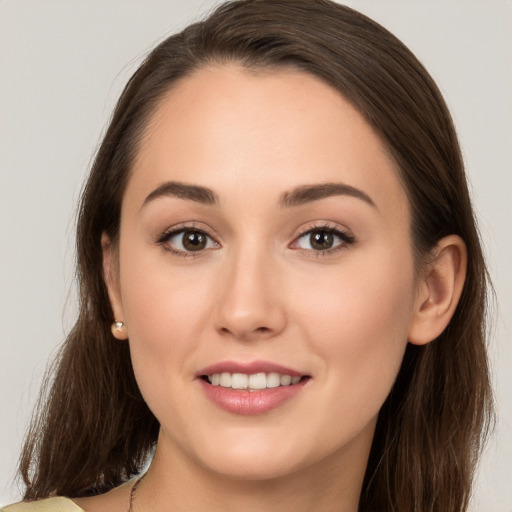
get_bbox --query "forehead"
[126,64,407,216]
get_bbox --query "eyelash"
[157,223,218,258]
[292,223,355,257]
[157,222,355,258]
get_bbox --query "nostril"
[217,324,274,340]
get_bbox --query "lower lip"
[198,379,307,415]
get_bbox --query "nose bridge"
[214,240,285,340]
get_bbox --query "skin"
[76,65,466,512]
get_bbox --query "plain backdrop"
[1,1,511,510]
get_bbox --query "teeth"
[207,372,304,390]
[280,375,292,386]
[231,373,248,389]
[266,372,280,388]
[248,372,266,390]
[219,372,231,387]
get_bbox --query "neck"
[134,430,372,512]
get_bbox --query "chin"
[200,452,307,482]
[185,428,314,482]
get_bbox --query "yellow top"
[0,497,84,511]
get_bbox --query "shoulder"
[1,497,84,512]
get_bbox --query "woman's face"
[107,65,422,481]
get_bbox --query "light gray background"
[1,1,510,510]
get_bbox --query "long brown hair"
[19,1,494,510]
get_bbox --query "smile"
[198,362,310,415]
[204,372,303,391]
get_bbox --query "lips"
[198,360,305,377]
[197,360,310,415]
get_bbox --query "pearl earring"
[111,321,126,338]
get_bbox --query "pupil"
[183,231,206,251]
[310,231,333,250]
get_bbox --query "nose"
[213,248,287,342]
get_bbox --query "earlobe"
[408,235,467,346]
[101,233,128,340]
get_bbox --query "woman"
[2,1,494,511]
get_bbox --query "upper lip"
[197,360,306,377]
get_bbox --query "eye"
[159,228,218,254]
[293,227,354,253]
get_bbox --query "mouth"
[197,362,311,415]
[200,372,309,391]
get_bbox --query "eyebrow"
[141,180,375,209]
[279,182,376,208]
[142,181,218,208]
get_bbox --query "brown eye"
[309,231,334,250]
[294,227,354,253]
[163,229,218,254]
[182,231,207,251]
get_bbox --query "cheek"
[295,248,415,403]
[120,229,211,329]
[122,273,198,346]
[118,249,216,433]
[118,239,215,386]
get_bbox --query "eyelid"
[156,221,219,241]
[157,222,221,257]
[289,222,355,255]
[155,220,354,258]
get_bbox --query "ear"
[102,233,128,340]
[408,235,467,346]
